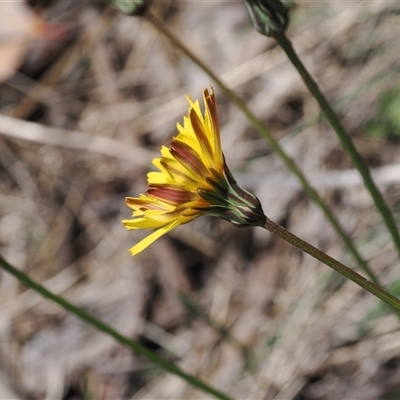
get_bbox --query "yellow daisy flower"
[123,88,265,256]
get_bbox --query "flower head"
[123,88,265,256]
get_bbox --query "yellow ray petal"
[204,88,223,170]
[187,97,204,124]
[160,145,173,159]
[189,108,213,168]
[176,122,202,155]
[147,171,169,185]
[125,195,168,211]
[128,220,180,256]
[155,159,200,190]
[123,207,176,228]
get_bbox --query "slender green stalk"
[263,218,400,314]
[144,12,378,284]
[0,255,233,400]
[274,31,400,264]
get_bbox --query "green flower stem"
[274,31,400,264]
[0,255,233,400]
[145,12,378,285]
[263,218,400,314]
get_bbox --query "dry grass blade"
[0,114,155,165]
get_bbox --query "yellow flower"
[123,88,265,256]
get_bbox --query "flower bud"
[242,0,289,37]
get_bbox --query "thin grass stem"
[0,255,233,400]
[263,218,400,314]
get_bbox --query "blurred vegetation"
[366,86,400,140]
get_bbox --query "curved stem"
[145,12,378,284]
[0,255,233,400]
[263,218,400,313]
[274,31,400,265]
